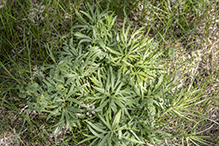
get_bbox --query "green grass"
[0,0,219,145]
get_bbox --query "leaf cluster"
[18,3,213,145]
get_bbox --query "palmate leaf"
[88,67,135,117]
[86,121,109,145]
[87,121,107,134]
[98,114,111,130]
[84,111,143,146]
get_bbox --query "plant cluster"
[16,3,213,145]
[1,1,218,145]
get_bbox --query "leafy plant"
[17,2,214,145]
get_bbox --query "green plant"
[0,0,218,144]
[18,3,162,145]
[16,3,216,145]
[0,0,88,145]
